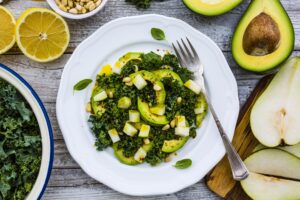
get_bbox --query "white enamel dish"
[56,14,239,196]
[0,64,54,200]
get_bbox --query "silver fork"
[172,38,249,181]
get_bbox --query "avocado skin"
[182,0,242,16]
[231,0,295,73]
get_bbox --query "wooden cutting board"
[205,74,274,200]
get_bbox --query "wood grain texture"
[0,0,299,199]
[206,75,274,199]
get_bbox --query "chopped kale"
[0,79,41,200]
[88,52,206,166]
[140,52,162,70]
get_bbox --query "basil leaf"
[174,159,192,169]
[151,28,165,40]
[74,79,92,91]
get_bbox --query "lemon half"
[16,8,70,62]
[0,6,16,54]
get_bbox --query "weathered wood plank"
[2,0,300,54]
[44,168,219,199]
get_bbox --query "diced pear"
[118,97,131,109]
[108,128,120,143]
[251,57,300,146]
[123,122,138,136]
[184,80,201,94]
[139,124,150,138]
[175,127,189,137]
[93,90,107,102]
[133,74,147,90]
[149,104,165,116]
[129,110,140,122]
[134,147,147,162]
[176,115,186,127]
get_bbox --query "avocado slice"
[153,69,183,85]
[232,0,294,72]
[130,70,166,104]
[195,93,208,127]
[113,142,153,166]
[138,98,169,126]
[115,52,142,71]
[91,86,106,116]
[162,137,189,153]
[183,0,242,16]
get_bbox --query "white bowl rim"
[46,0,108,19]
[0,63,54,200]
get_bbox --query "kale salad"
[87,52,208,166]
[0,78,41,200]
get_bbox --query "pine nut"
[143,138,150,145]
[61,0,67,6]
[58,4,68,12]
[95,0,102,6]
[153,84,162,91]
[85,103,92,113]
[177,97,182,104]
[69,8,78,14]
[162,124,170,131]
[170,119,176,128]
[123,77,131,83]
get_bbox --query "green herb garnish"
[151,28,165,41]
[174,159,192,169]
[74,79,92,91]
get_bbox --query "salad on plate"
[86,51,208,166]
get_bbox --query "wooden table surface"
[0,0,299,199]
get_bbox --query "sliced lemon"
[0,6,16,54]
[16,8,70,62]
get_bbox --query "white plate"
[56,14,239,196]
[0,64,54,200]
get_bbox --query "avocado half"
[232,0,294,72]
[183,0,242,16]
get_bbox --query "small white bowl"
[46,0,108,20]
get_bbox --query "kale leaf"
[0,79,41,200]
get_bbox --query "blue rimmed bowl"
[0,63,54,200]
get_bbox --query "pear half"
[241,149,300,200]
[251,57,300,147]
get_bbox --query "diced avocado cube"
[139,124,150,138]
[123,122,138,136]
[129,110,140,122]
[108,128,120,143]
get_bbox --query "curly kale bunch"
[126,0,165,9]
[0,79,41,200]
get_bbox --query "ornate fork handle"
[203,89,249,181]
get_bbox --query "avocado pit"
[243,13,280,56]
